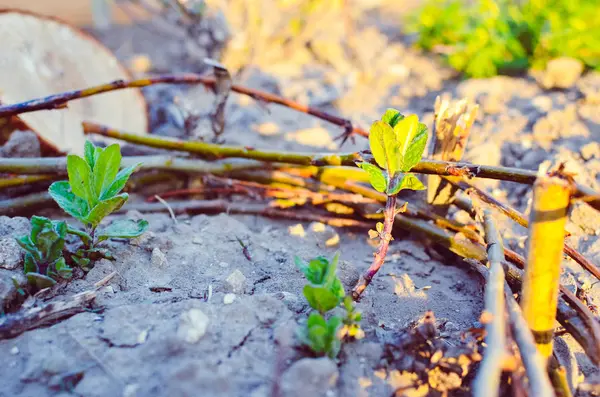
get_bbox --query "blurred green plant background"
[406,0,600,77]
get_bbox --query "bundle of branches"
[1,72,599,396]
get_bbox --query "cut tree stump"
[0,9,148,154]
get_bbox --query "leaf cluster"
[16,216,72,289]
[406,0,600,78]
[48,141,148,257]
[15,141,148,290]
[294,253,362,358]
[295,253,345,315]
[359,109,427,196]
[49,141,141,231]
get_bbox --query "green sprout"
[48,140,148,268]
[298,313,343,359]
[352,110,428,299]
[294,253,345,315]
[295,253,362,358]
[15,216,72,289]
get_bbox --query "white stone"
[223,293,236,305]
[225,270,247,294]
[151,248,168,267]
[177,308,209,343]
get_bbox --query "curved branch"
[0,74,368,138]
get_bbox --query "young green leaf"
[16,235,38,258]
[303,285,343,314]
[303,314,341,358]
[93,144,122,199]
[72,255,91,269]
[295,256,328,284]
[322,252,343,292]
[101,163,141,200]
[26,273,56,289]
[84,141,97,169]
[387,173,426,195]
[49,181,90,220]
[97,219,149,242]
[300,312,328,352]
[30,216,50,243]
[54,257,73,279]
[11,277,25,296]
[84,247,115,261]
[67,154,95,205]
[394,116,428,172]
[358,162,387,193]
[67,225,93,247]
[84,194,128,228]
[369,121,399,175]
[381,108,404,127]
[32,218,66,261]
[23,253,39,274]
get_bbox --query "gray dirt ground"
[1,1,600,396]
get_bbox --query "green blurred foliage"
[407,0,600,77]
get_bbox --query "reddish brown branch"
[0,74,368,139]
[352,195,397,300]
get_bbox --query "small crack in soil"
[249,275,272,295]
[227,327,255,358]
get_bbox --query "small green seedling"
[294,253,345,315]
[295,253,362,358]
[48,140,148,267]
[15,216,72,289]
[298,312,343,359]
[352,110,429,299]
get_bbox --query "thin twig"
[153,195,178,224]
[149,174,376,206]
[120,199,371,228]
[0,156,268,175]
[82,121,600,211]
[0,192,54,216]
[505,289,556,397]
[449,178,600,282]
[0,74,367,139]
[0,175,57,190]
[548,357,574,397]
[473,210,508,397]
[502,250,600,365]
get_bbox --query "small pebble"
[123,384,140,397]
[225,269,247,294]
[223,293,236,305]
[151,248,168,267]
[10,346,18,355]
[177,308,209,343]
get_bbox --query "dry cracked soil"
[1,1,600,396]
